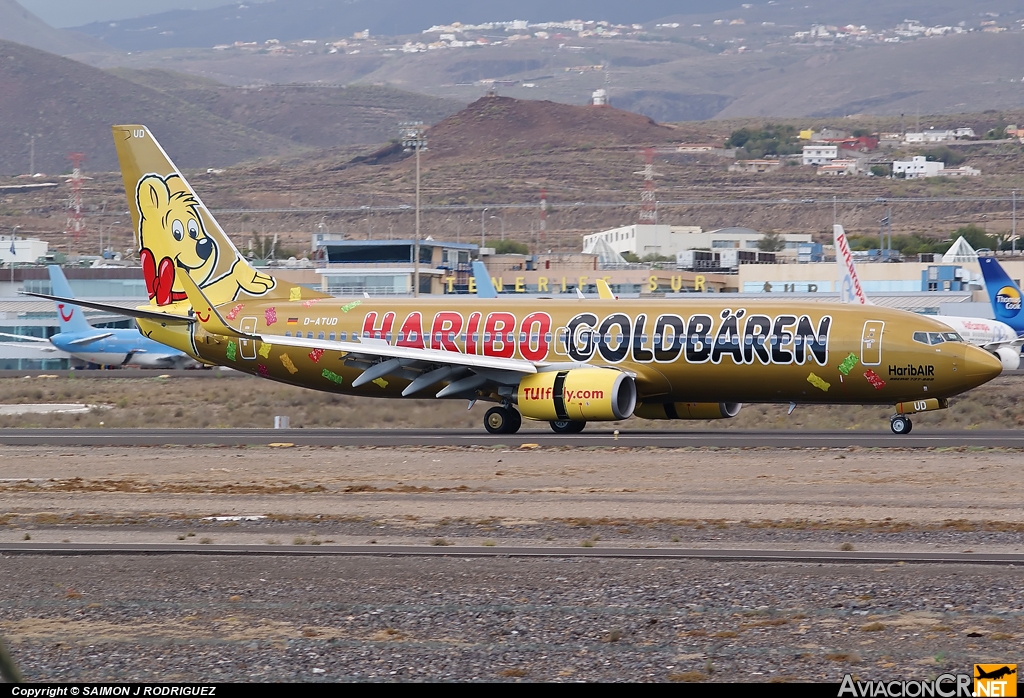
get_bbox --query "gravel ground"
[3,444,1024,682]
[2,555,1022,683]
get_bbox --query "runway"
[2,542,1022,565]
[1,427,1023,447]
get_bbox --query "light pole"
[481,207,488,248]
[400,121,427,297]
[100,220,121,257]
[490,215,505,241]
[1013,190,1017,256]
[10,225,20,284]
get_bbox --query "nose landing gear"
[890,415,913,435]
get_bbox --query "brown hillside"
[111,70,465,149]
[425,95,678,159]
[0,40,301,175]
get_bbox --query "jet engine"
[995,346,1021,371]
[517,368,636,421]
[634,402,742,420]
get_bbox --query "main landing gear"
[890,415,913,435]
[549,419,586,434]
[484,405,522,434]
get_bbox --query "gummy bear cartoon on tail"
[136,173,275,305]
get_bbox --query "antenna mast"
[636,148,658,225]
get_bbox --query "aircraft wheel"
[890,416,912,435]
[506,408,522,434]
[484,406,517,435]
[550,419,586,434]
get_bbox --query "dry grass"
[668,671,708,683]
[861,622,886,632]
[0,374,1022,430]
[498,668,529,678]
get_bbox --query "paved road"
[0,427,1022,447]
[2,542,1022,565]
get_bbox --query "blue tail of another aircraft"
[47,265,93,333]
[979,257,1024,333]
[471,260,498,298]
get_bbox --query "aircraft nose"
[964,344,1003,384]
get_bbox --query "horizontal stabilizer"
[66,332,114,346]
[172,266,247,338]
[0,332,49,343]
[21,292,195,325]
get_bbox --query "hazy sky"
[20,0,270,28]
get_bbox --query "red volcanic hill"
[425,95,678,159]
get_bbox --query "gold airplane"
[29,126,1003,435]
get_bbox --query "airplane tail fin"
[471,260,497,298]
[595,278,616,300]
[112,125,329,307]
[833,224,871,305]
[47,265,92,333]
[979,256,1024,328]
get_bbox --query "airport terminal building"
[2,235,1022,368]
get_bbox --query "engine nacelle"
[517,368,636,421]
[995,346,1021,371]
[635,402,742,420]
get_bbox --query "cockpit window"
[928,332,945,345]
[942,332,963,343]
[913,331,928,345]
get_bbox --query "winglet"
[173,264,248,338]
[596,278,615,300]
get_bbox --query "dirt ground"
[2,445,1023,547]
[0,373,1020,430]
[4,444,1024,683]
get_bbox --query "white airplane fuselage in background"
[1,265,201,369]
[834,225,1022,370]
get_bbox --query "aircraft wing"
[981,337,1024,351]
[21,292,195,325]
[257,333,538,375]
[174,265,541,397]
[0,332,50,343]
[66,332,115,346]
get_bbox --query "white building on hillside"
[904,130,956,143]
[582,224,810,259]
[893,156,943,178]
[817,158,859,175]
[802,144,838,166]
[937,165,980,177]
[0,236,48,265]
[582,224,701,258]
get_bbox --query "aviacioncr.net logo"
[994,286,1022,319]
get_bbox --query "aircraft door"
[860,321,884,366]
[238,317,258,359]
